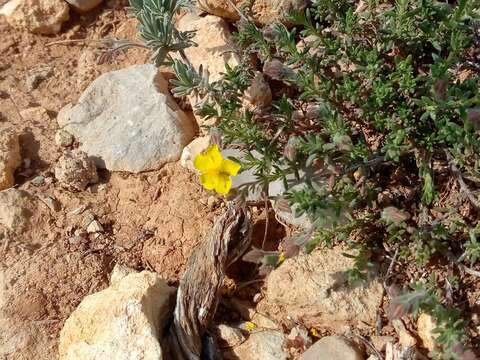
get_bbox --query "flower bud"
[209,128,223,148]
[283,137,298,161]
[263,59,294,81]
[263,59,285,80]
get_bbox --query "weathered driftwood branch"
[164,202,252,360]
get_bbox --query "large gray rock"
[300,336,364,360]
[58,64,195,173]
[259,247,383,330]
[59,269,175,360]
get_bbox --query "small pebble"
[55,129,74,147]
[68,204,88,216]
[215,324,246,348]
[38,194,61,212]
[74,228,87,237]
[31,175,45,186]
[86,220,104,233]
[253,293,263,303]
[97,184,107,192]
[82,212,95,228]
[68,235,83,246]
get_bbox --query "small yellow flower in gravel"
[310,327,320,338]
[245,321,257,332]
[194,144,241,195]
[277,252,286,265]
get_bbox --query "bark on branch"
[164,201,252,360]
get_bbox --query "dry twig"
[164,202,251,360]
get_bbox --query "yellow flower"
[245,321,257,332]
[277,252,286,265]
[310,327,320,338]
[194,144,241,195]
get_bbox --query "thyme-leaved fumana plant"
[130,0,480,357]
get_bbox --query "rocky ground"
[0,0,464,359]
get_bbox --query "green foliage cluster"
[392,279,473,359]
[128,0,195,65]
[130,0,480,357]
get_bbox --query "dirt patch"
[1,163,224,359]
[0,5,225,359]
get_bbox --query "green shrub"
[129,0,480,356]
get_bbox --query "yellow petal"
[214,173,232,195]
[220,159,241,176]
[310,327,320,338]
[194,144,222,173]
[245,321,257,332]
[200,171,218,190]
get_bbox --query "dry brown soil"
[0,5,231,359]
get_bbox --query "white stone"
[86,220,103,233]
[229,330,287,360]
[58,65,195,173]
[0,127,21,191]
[0,0,69,34]
[260,247,384,329]
[215,324,246,348]
[300,336,364,360]
[65,0,102,13]
[59,270,175,360]
[55,129,74,147]
[0,188,32,231]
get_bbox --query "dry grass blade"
[164,201,252,360]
